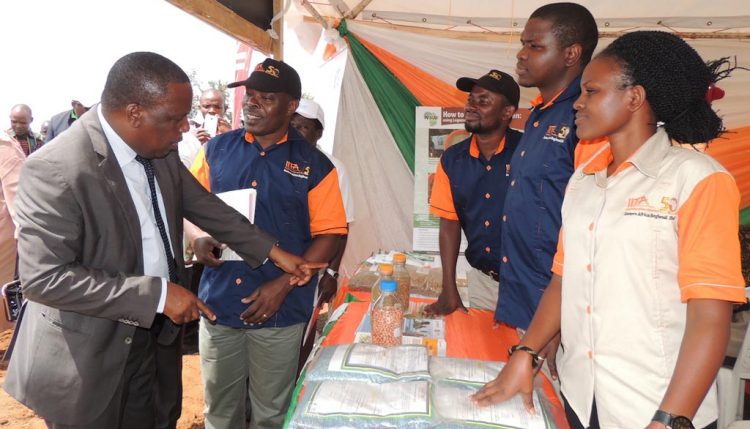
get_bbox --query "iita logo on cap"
[255,63,280,78]
[488,71,503,80]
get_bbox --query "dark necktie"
[134,155,178,283]
[135,155,181,345]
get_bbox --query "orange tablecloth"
[308,281,570,428]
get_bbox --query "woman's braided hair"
[597,31,731,144]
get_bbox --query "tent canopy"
[168,0,750,272]
[169,0,750,55]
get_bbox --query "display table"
[284,280,570,428]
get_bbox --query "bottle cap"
[378,263,393,275]
[380,279,397,292]
[393,253,406,263]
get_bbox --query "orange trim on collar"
[530,86,567,110]
[582,147,614,174]
[244,132,289,145]
[582,145,634,177]
[469,134,507,158]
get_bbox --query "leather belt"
[480,269,499,282]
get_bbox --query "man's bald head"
[198,89,226,118]
[9,104,33,137]
[11,104,32,117]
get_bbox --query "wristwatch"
[324,268,339,280]
[652,410,695,429]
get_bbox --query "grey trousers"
[199,320,304,429]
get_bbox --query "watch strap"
[652,410,672,427]
[325,268,339,280]
[508,344,543,369]
[652,410,694,429]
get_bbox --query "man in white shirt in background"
[291,99,355,305]
[178,88,232,168]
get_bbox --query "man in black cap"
[425,69,522,317]
[188,58,347,429]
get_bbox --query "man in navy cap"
[189,58,348,429]
[425,69,522,317]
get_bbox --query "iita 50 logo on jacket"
[284,160,310,179]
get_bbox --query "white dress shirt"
[97,105,170,313]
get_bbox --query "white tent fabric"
[323,19,750,272]
[347,21,536,104]
[333,53,415,273]
[348,21,750,129]
[309,0,750,33]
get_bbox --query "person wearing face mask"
[424,70,522,316]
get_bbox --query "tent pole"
[346,0,374,19]
[300,0,330,29]
[272,0,284,59]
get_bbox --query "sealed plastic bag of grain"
[287,379,434,429]
[305,343,430,383]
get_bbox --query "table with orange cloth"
[286,279,570,428]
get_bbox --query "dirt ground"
[0,328,207,429]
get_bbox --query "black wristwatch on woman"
[652,410,695,429]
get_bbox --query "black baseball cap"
[456,70,520,108]
[227,58,301,99]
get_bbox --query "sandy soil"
[0,328,207,429]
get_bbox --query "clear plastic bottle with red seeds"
[371,279,403,346]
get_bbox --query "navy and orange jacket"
[429,131,522,274]
[190,126,347,328]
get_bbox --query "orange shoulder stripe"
[308,169,348,236]
[429,160,458,221]
[678,172,745,302]
[189,147,211,192]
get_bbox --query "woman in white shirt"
[472,31,745,429]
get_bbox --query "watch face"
[670,416,695,429]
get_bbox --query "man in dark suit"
[4,51,321,429]
[44,99,88,143]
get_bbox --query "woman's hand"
[471,350,537,412]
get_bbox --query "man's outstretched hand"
[268,245,327,285]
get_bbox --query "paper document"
[215,189,257,261]
[429,357,504,384]
[434,381,549,429]
[328,344,429,379]
[305,380,431,417]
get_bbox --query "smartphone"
[2,280,23,322]
[203,114,219,138]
